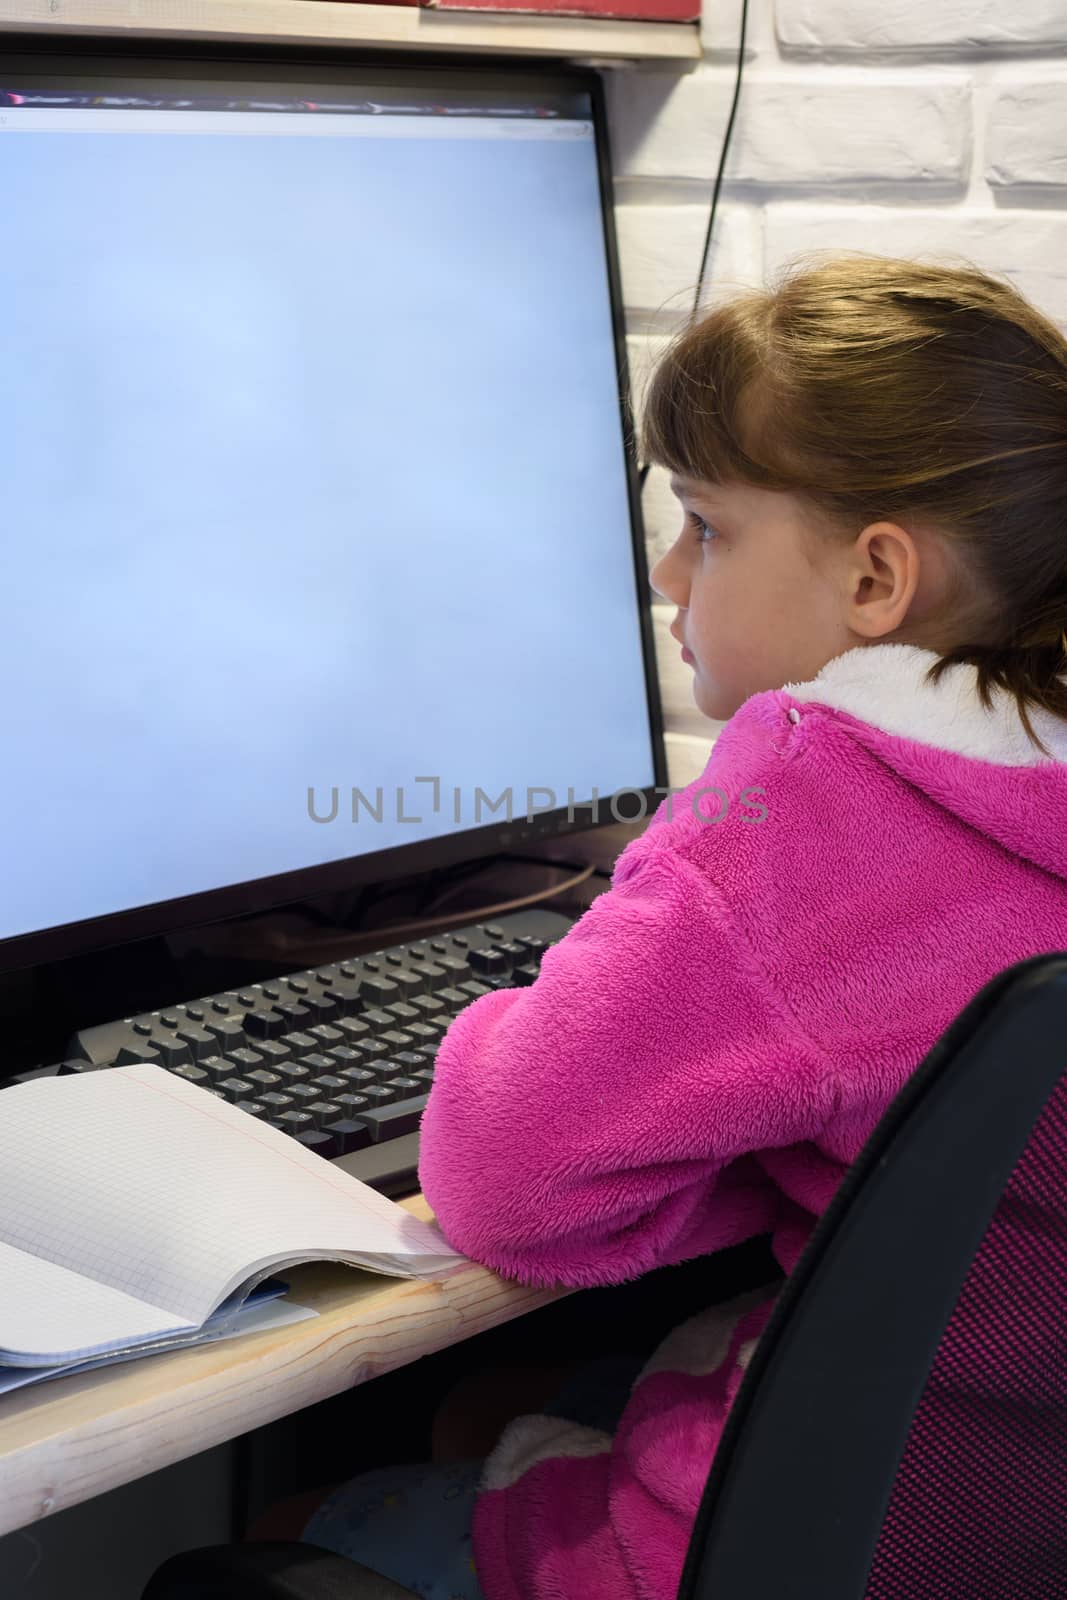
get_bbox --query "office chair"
[142,951,1067,1599]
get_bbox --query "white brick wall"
[608,0,1067,775]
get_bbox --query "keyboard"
[54,907,573,1197]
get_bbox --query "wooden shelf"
[0,0,701,59]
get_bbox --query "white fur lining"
[635,1287,775,1383]
[737,1337,759,1372]
[479,1288,777,1494]
[480,1414,611,1494]
[783,643,1067,766]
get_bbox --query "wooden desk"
[0,1195,567,1539]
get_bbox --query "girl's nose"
[649,546,688,608]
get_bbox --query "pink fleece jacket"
[417,641,1067,1600]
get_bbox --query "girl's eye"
[687,512,717,544]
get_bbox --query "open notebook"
[0,1064,464,1368]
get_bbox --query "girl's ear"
[847,521,921,641]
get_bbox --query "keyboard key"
[299,1052,336,1075]
[337,1092,373,1117]
[387,1002,421,1023]
[355,1094,429,1141]
[336,1017,370,1042]
[275,1001,312,1027]
[286,1082,320,1106]
[438,957,470,980]
[160,1013,181,1028]
[469,948,508,976]
[336,1065,378,1088]
[458,981,492,1001]
[495,942,528,964]
[272,1059,312,1085]
[276,1109,315,1137]
[378,1030,414,1050]
[115,1042,163,1066]
[286,1031,319,1055]
[204,1018,246,1050]
[408,962,447,991]
[322,1117,372,1155]
[259,1091,293,1114]
[354,1039,390,1060]
[513,964,539,987]
[242,1099,269,1119]
[327,1045,364,1068]
[310,1073,348,1095]
[245,1009,286,1040]
[300,992,341,1024]
[246,1068,283,1092]
[392,1051,431,1071]
[154,1037,192,1068]
[406,1023,440,1045]
[410,994,445,1017]
[218,1076,256,1102]
[254,1038,293,1065]
[383,1075,421,1097]
[173,1063,211,1086]
[288,978,310,995]
[133,1020,153,1036]
[484,923,505,938]
[199,1055,232,1081]
[361,1009,395,1031]
[357,1084,396,1109]
[361,976,400,1004]
[328,979,364,1015]
[387,969,423,998]
[301,1100,338,1129]
[293,1128,342,1158]
[228,1046,265,1071]
[309,1024,344,1047]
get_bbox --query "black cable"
[690,0,750,329]
[496,852,614,883]
[635,0,750,493]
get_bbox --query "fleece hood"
[782,642,1067,885]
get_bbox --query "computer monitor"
[0,46,665,975]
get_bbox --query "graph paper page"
[0,1066,463,1358]
[0,1237,192,1361]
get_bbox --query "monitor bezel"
[0,40,669,975]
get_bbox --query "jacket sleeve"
[416,840,837,1288]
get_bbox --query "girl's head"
[643,253,1067,750]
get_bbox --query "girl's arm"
[417,840,836,1288]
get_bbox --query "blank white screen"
[0,96,654,942]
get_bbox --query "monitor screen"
[0,53,663,970]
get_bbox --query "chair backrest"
[677,952,1067,1600]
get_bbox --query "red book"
[425,0,698,21]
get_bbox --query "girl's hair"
[641,252,1067,754]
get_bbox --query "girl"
[296,252,1067,1598]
